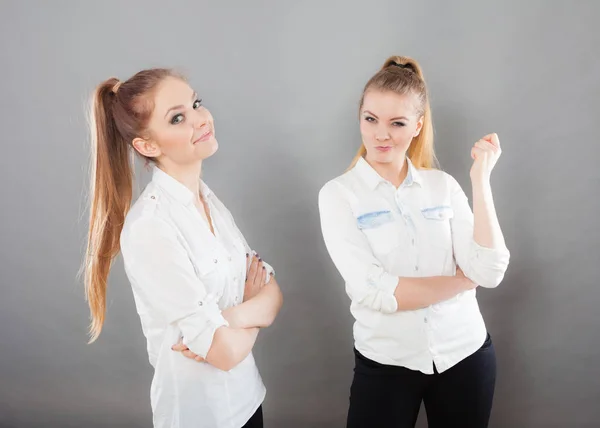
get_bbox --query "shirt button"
[415,265,419,271]
[213,259,218,264]
[424,317,428,323]
[197,301,203,306]
[228,256,232,262]
[234,296,239,303]
[411,238,415,245]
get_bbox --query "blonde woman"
[318,56,510,428]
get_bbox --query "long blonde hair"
[83,68,182,342]
[349,55,437,170]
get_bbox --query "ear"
[132,137,161,158]
[414,116,424,137]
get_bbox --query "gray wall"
[1,1,599,427]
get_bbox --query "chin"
[367,151,395,164]
[198,138,219,159]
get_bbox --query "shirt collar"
[354,156,422,190]
[152,166,212,205]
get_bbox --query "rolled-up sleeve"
[448,176,510,288]
[318,181,398,313]
[121,216,228,358]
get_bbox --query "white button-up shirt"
[120,167,273,428]
[318,157,510,374]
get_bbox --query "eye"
[193,99,203,109]
[171,114,184,125]
[364,116,376,123]
[392,121,406,127]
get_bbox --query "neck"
[158,161,203,202]
[366,155,408,188]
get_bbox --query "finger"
[194,355,205,362]
[182,350,197,359]
[260,263,267,286]
[477,139,499,152]
[171,343,188,352]
[254,260,265,287]
[473,142,495,155]
[247,255,260,283]
[471,146,485,160]
[482,133,500,148]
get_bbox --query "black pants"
[347,334,496,428]
[242,405,263,428]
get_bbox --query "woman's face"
[359,90,423,165]
[133,77,218,166]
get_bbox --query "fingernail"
[262,266,265,270]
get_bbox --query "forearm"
[205,326,259,371]
[223,279,283,329]
[472,179,507,250]
[394,276,470,311]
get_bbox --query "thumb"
[482,133,499,148]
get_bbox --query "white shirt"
[120,167,273,428]
[318,157,510,374]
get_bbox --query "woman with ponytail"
[83,69,282,428]
[318,56,510,427]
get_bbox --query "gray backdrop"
[1,1,599,427]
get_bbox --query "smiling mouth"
[194,130,213,143]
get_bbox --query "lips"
[193,130,213,144]
[375,146,392,152]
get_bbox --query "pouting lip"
[193,130,213,143]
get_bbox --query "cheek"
[391,126,415,142]
[156,127,194,152]
[359,121,373,141]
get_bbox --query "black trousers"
[242,405,263,428]
[347,334,496,428]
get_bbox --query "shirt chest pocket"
[420,205,454,250]
[192,256,223,297]
[356,209,400,255]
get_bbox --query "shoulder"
[319,169,363,203]
[122,184,175,247]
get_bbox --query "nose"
[192,109,210,130]
[375,132,390,142]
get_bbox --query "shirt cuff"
[181,304,229,359]
[366,265,399,313]
[471,239,510,269]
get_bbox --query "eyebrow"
[164,92,198,118]
[363,110,408,121]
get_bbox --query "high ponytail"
[349,55,437,170]
[83,68,183,342]
[84,78,134,342]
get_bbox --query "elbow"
[212,350,238,372]
[271,286,284,323]
[466,249,510,289]
[471,266,509,289]
[204,328,242,372]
